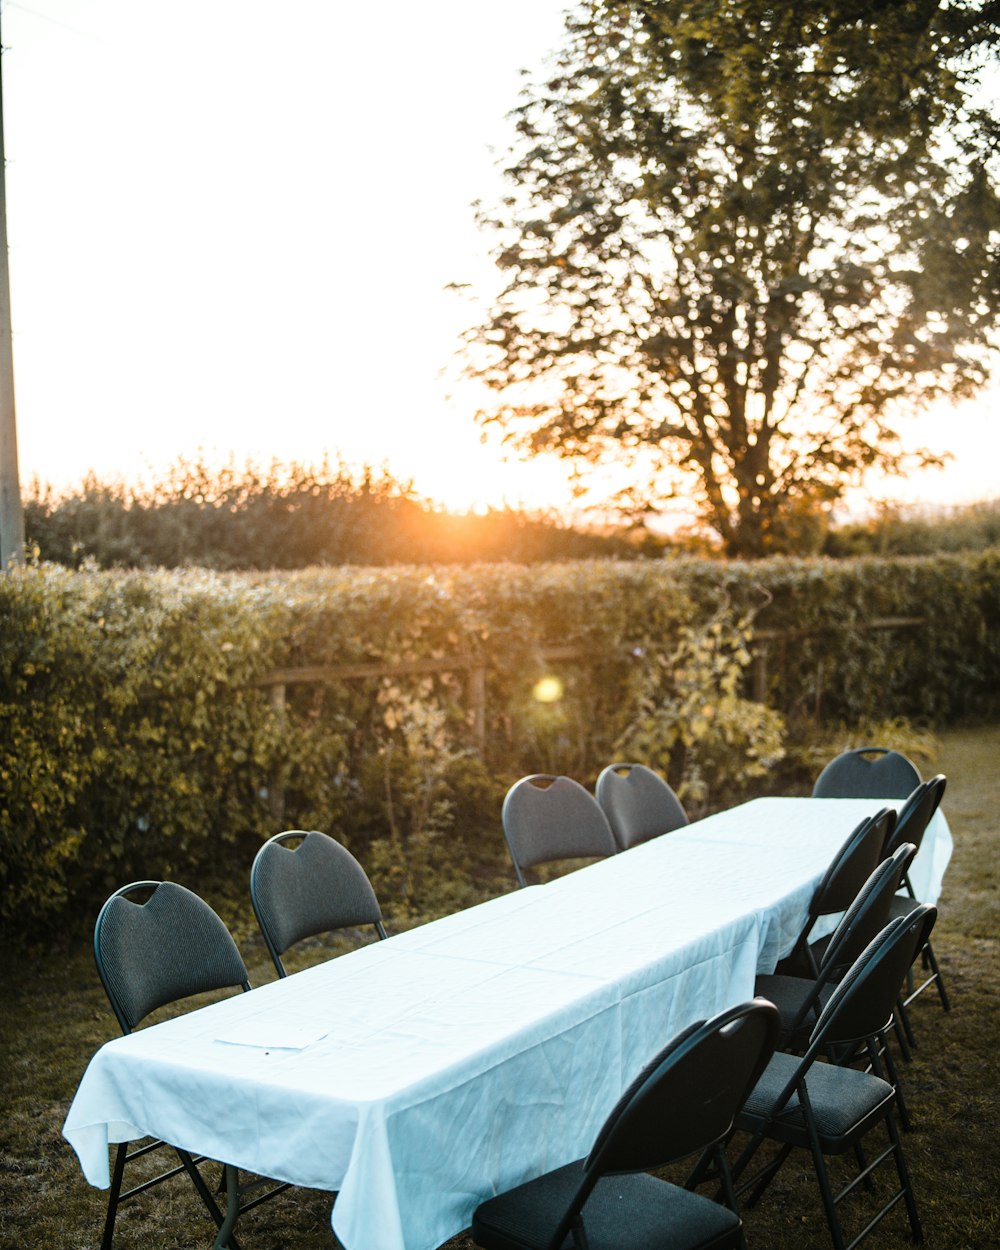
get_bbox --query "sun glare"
[399,436,581,517]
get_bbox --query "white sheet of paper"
[215,1021,328,1050]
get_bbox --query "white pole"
[0,15,25,570]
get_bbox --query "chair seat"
[887,893,922,919]
[473,1160,741,1250]
[738,1051,895,1150]
[807,930,832,966]
[799,927,861,973]
[753,974,836,1041]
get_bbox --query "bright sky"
[2,0,996,518]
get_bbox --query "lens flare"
[532,675,564,704]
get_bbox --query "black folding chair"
[501,774,618,887]
[812,746,922,799]
[93,880,289,1250]
[756,843,916,1045]
[472,999,781,1250]
[595,761,689,851]
[250,829,387,978]
[883,775,951,1030]
[772,808,895,978]
[755,843,919,1125]
[727,910,933,1250]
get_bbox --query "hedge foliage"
[2,551,998,934]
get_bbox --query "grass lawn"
[1,725,997,1250]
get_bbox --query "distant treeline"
[22,459,1000,568]
[824,499,1000,558]
[23,460,662,569]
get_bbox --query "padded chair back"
[818,842,917,979]
[811,807,895,917]
[776,809,894,977]
[588,999,780,1176]
[502,774,618,887]
[812,746,922,799]
[595,762,689,851]
[535,999,779,1250]
[883,774,947,861]
[251,830,386,977]
[809,906,937,1051]
[94,881,250,1034]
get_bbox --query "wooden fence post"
[268,681,287,825]
[752,644,768,704]
[467,662,486,750]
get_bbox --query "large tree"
[462,0,1000,557]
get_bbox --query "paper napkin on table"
[215,1021,328,1050]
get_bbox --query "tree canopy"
[462,0,1000,557]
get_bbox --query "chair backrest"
[595,762,689,851]
[501,775,618,887]
[780,808,895,976]
[94,881,250,1035]
[545,999,779,1250]
[812,746,922,799]
[882,774,947,862]
[810,807,896,919]
[250,830,386,977]
[818,842,917,979]
[809,906,937,1051]
[778,844,917,1042]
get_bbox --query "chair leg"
[933,953,951,1011]
[885,1109,923,1243]
[864,1034,912,1134]
[853,1142,874,1191]
[710,1143,748,1250]
[742,1142,794,1210]
[101,1143,129,1250]
[893,1005,913,1062]
[804,1129,847,1250]
[685,1135,748,1214]
[909,939,950,1012]
[713,1142,741,1215]
[896,995,917,1050]
[213,1164,243,1250]
[100,1141,237,1250]
[176,1150,238,1247]
[684,1141,718,1192]
[878,1036,912,1132]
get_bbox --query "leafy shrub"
[1,551,997,934]
[613,602,786,814]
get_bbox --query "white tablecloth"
[63,795,951,1250]
[668,796,950,924]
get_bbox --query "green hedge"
[2,552,998,934]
